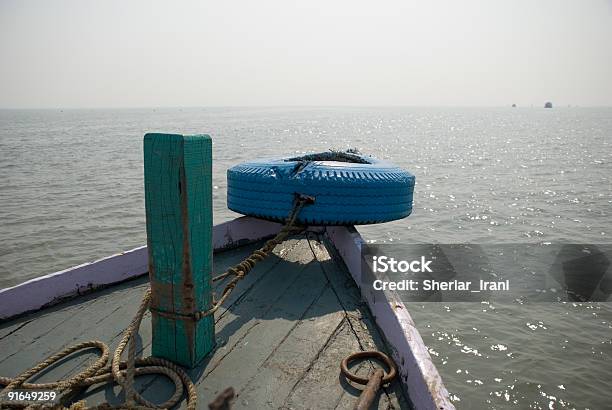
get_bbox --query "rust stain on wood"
[179,166,196,360]
[149,280,174,311]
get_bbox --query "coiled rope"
[0,195,312,409]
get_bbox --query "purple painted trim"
[326,226,455,410]
[0,246,148,321]
[0,217,283,320]
[213,216,282,250]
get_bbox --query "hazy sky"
[1,0,611,108]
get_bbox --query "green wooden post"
[143,133,214,368]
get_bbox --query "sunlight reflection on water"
[1,107,611,408]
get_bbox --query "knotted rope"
[0,195,312,409]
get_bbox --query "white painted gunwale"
[326,226,455,410]
[0,216,283,321]
[0,216,453,409]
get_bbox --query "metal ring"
[340,351,397,385]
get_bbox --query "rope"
[0,290,195,410]
[152,194,313,322]
[0,195,312,410]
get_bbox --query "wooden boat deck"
[0,233,410,409]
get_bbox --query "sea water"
[1,107,610,408]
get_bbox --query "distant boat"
[512,104,517,108]
[544,102,553,108]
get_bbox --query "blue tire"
[227,151,415,225]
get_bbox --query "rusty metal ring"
[340,351,397,385]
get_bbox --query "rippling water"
[1,107,611,408]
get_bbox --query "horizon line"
[1,104,611,110]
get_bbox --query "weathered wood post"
[143,133,215,367]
